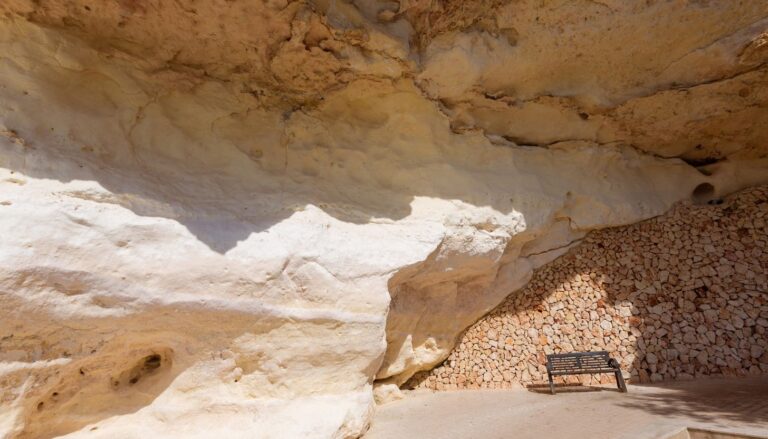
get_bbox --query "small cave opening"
[143,354,162,371]
[692,182,716,205]
[129,353,164,385]
[111,351,172,389]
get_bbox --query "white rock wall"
[0,1,767,437]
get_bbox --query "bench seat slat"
[550,369,617,375]
[547,351,609,359]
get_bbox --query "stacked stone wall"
[410,186,768,390]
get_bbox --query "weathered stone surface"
[0,1,767,438]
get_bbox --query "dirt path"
[366,377,768,439]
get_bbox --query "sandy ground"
[365,377,768,439]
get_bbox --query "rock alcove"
[1,1,767,438]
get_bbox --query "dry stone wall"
[410,186,768,390]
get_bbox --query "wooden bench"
[546,351,627,394]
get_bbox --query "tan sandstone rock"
[0,1,767,438]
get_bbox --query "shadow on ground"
[615,378,768,425]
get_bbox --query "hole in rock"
[113,351,171,389]
[692,183,715,204]
[143,354,162,371]
[128,354,164,385]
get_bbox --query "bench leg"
[548,373,555,395]
[614,369,627,393]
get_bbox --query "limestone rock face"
[0,1,767,438]
[417,1,768,162]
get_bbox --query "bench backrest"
[546,351,612,373]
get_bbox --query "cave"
[0,1,766,439]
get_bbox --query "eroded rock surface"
[0,1,767,438]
